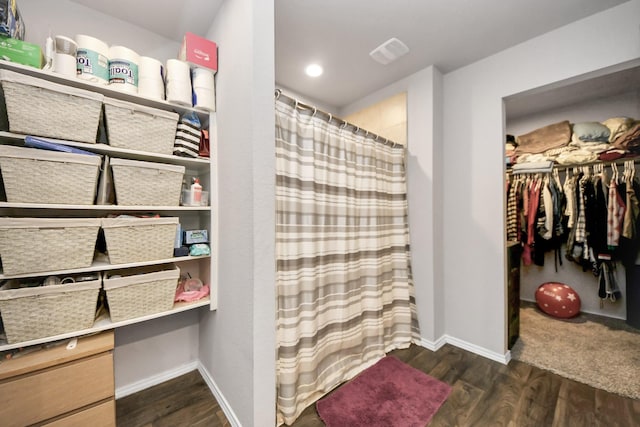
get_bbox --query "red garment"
[522,179,541,266]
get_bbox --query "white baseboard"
[115,361,199,399]
[418,335,447,351]
[198,362,242,427]
[521,297,626,320]
[418,335,510,365]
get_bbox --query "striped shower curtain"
[275,97,420,425]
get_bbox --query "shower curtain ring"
[275,89,281,100]
[312,107,317,116]
[340,121,347,129]
[328,113,332,123]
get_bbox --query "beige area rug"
[511,302,640,399]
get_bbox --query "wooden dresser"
[0,331,115,427]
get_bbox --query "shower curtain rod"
[274,89,401,147]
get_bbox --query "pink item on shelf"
[179,32,218,73]
[175,283,210,302]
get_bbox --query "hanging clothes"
[619,161,640,266]
[607,165,627,251]
[506,174,520,242]
[511,161,640,304]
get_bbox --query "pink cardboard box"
[179,32,218,73]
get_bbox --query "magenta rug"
[316,356,451,427]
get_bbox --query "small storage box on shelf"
[103,97,179,155]
[0,69,103,143]
[103,265,180,322]
[101,216,179,264]
[0,145,102,205]
[0,218,101,275]
[0,274,101,343]
[110,158,185,206]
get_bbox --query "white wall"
[340,65,445,344]
[275,84,338,115]
[114,310,201,395]
[19,0,180,62]
[442,0,640,355]
[197,0,276,426]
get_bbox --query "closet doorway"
[503,62,640,400]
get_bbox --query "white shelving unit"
[0,60,217,352]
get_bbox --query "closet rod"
[509,156,640,174]
[274,89,401,148]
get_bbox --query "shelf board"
[0,131,211,170]
[0,60,212,126]
[0,255,211,279]
[0,201,211,212]
[0,298,211,352]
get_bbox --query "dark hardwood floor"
[116,343,640,426]
[116,369,230,427]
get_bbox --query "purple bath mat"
[316,355,451,427]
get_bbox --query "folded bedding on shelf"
[611,122,640,151]
[512,160,554,173]
[571,121,611,142]
[603,117,635,142]
[515,120,572,154]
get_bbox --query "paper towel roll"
[191,67,214,90]
[53,52,77,77]
[139,56,164,80]
[109,45,140,94]
[138,76,165,100]
[166,59,191,82]
[75,34,109,84]
[193,86,216,112]
[166,79,192,106]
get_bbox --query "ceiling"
[275,0,629,109]
[69,0,224,41]
[71,0,629,110]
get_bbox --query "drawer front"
[0,352,114,427]
[42,399,116,427]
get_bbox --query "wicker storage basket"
[103,265,180,322]
[110,158,184,206]
[104,97,179,155]
[101,216,179,265]
[0,275,101,343]
[0,145,102,205]
[0,218,101,275]
[0,69,103,143]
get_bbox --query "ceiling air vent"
[369,37,409,65]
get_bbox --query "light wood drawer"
[42,399,116,427]
[0,352,114,427]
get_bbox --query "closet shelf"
[0,255,211,280]
[0,201,211,213]
[0,131,211,171]
[0,297,211,352]
[0,59,210,127]
[508,155,640,174]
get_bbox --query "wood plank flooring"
[116,344,640,426]
[116,370,230,427]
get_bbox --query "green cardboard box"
[0,36,42,68]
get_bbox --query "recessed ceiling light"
[305,63,323,77]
